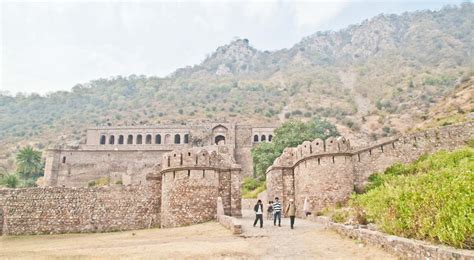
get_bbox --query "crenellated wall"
[1,146,241,235]
[266,122,473,217]
[150,147,242,228]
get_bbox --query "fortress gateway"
[44,123,276,187]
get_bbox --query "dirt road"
[0,211,395,259]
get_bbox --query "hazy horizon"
[1,0,466,95]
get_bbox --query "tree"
[251,117,339,180]
[16,146,43,180]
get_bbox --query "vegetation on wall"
[351,144,474,249]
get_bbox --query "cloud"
[289,0,350,33]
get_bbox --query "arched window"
[127,135,133,144]
[268,135,273,142]
[215,135,225,145]
[109,135,115,145]
[253,135,259,142]
[118,135,124,144]
[184,134,189,144]
[174,134,181,144]
[146,134,152,144]
[62,156,66,163]
[155,134,161,144]
[100,135,106,145]
[261,135,266,142]
[136,134,143,144]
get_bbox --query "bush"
[242,177,265,199]
[0,173,20,188]
[88,177,111,187]
[330,209,350,223]
[352,148,474,249]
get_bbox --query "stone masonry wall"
[160,169,219,228]
[45,123,273,187]
[157,148,242,228]
[352,122,471,189]
[0,182,161,235]
[294,155,354,217]
[266,122,473,216]
[46,149,167,187]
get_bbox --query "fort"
[44,123,276,186]
[0,121,472,236]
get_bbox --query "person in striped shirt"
[272,197,282,227]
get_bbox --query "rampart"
[155,147,242,228]
[266,122,473,217]
[1,146,241,235]
[0,182,161,235]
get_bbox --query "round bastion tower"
[159,147,242,228]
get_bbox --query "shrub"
[88,177,111,187]
[242,177,265,199]
[331,209,350,223]
[352,148,474,249]
[0,173,20,188]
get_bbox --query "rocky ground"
[0,210,395,259]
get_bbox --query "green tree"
[16,146,43,181]
[251,117,339,180]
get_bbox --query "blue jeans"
[273,211,281,226]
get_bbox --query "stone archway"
[212,125,228,145]
[215,135,226,145]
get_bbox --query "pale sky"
[0,0,466,94]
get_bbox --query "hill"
[0,3,472,171]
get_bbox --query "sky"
[0,0,467,94]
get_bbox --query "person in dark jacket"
[253,199,264,228]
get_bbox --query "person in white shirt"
[253,200,264,228]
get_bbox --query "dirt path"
[0,211,395,259]
[240,210,394,259]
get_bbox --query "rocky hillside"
[416,76,474,130]
[0,3,472,170]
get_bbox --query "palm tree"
[16,146,43,180]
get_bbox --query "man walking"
[273,197,282,227]
[253,200,264,228]
[285,198,296,229]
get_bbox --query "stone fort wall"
[157,147,242,228]
[1,147,241,235]
[266,122,473,217]
[45,123,275,187]
[0,182,161,235]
